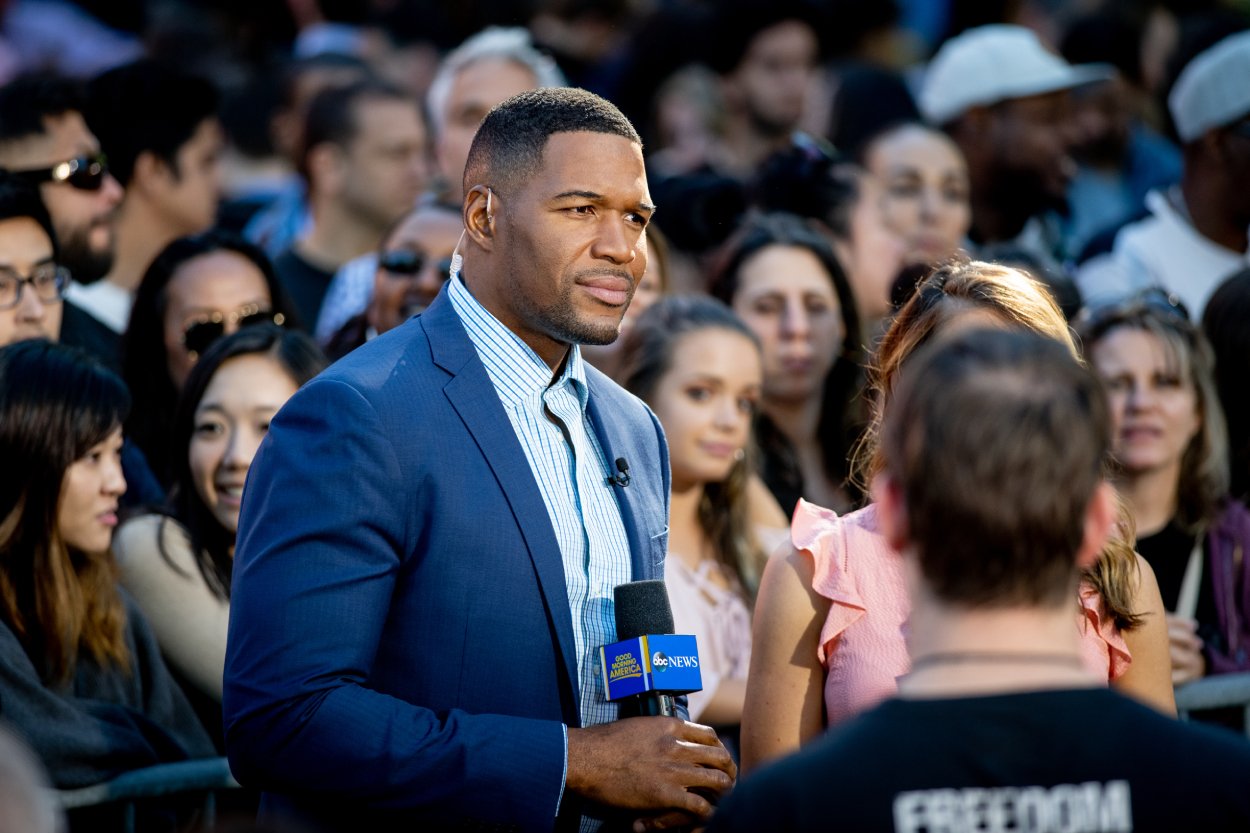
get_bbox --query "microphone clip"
[607,457,630,488]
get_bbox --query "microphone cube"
[600,634,702,701]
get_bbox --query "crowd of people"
[0,0,1249,831]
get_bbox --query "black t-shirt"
[273,247,335,330]
[1137,522,1220,644]
[710,688,1250,833]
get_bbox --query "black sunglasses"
[1076,287,1191,341]
[379,249,453,279]
[9,153,110,192]
[181,304,286,360]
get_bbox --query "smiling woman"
[0,339,215,798]
[113,325,325,741]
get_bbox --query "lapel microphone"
[607,457,630,488]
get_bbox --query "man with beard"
[701,1,823,182]
[0,73,123,365]
[919,25,1110,275]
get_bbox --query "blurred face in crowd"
[58,427,124,554]
[147,117,225,236]
[833,175,905,325]
[725,19,818,136]
[189,353,298,534]
[864,124,971,267]
[647,327,761,493]
[986,90,1079,214]
[0,217,62,344]
[436,57,541,203]
[1068,77,1132,167]
[336,97,428,231]
[162,250,273,388]
[1092,326,1201,480]
[0,111,122,283]
[731,244,842,404]
[369,205,463,334]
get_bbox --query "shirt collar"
[448,272,588,411]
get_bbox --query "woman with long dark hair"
[0,339,213,788]
[114,325,326,736]
[710,211,864,514]
[620,296,782,747]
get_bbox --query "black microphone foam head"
[614,580,675,640]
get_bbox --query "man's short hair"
[881,329,1109,608]
[0,174,59,259]
[425,27,566,138]
[84,59,219,186]
[298,79,413,181]
[0,73,83,149]
[463,87,640,196]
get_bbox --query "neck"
[667,483,707,569]
[301,198,387,270]
[1117,464,1181,537]
[900,594,1097,698]
[967,187,1031,245]
[1180,171,1249,253]
[718,116,790,179]
[760,393,821,446]
[105,196,185,293]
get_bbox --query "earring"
[733,448,746,462]
[485,187,493,222]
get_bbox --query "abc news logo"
[651,651,699,672]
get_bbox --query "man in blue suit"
[223,88,735,832]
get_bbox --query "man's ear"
[871,472,909,550]
[1076,480,1117,571]
[463,184,495,251]
[131,150,174,197]
[306,142,346,196]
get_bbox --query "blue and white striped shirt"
[448,274,632,738]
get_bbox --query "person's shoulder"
[114,513,190,568]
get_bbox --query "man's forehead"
[0,111,98,168]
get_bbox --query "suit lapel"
[585,377,651,583]
[421,294,582,718]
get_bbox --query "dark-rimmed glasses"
[0,263,70,310]
[9,153,110,191]
[379,249,452,280]
[181,304,286,359]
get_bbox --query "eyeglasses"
[181,304,286,360]
[1076,287,1191,340]
[0,263,70,310]
[9,153,110,191]
[378,249,453,280]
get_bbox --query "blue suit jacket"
[223,289,671,832]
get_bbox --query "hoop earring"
[485,187,493,221]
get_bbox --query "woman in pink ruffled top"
[621,296,787,740]
[741,261,1177,772]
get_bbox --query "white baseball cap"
[919,24,1113,125]
[1169,30,1250,143]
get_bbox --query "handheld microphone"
[601,580,701,718]
[607,457,631,488]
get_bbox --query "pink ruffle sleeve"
[791,500,912,726]
[1077,581,1132,682]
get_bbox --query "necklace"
[909,651,1086,672]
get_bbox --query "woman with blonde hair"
[1080,292,1250,685]
[742,259,1174,772]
